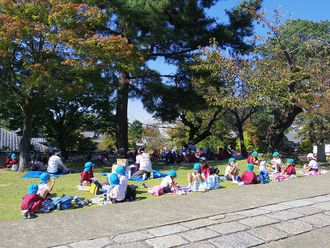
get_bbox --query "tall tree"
[128,120,143,147]
[80,0,263,152]
[0,0,137,171]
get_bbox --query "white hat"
[307,153,315,159]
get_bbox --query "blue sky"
[128,0,330,125]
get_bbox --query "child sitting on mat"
[240,163,258,184]
[21,184,46,219]
[281,158,296,177]
[37,173,57,198]
[302,153,319,173]
[107,173,125,203]
[187,163,205,188]
[161,170,179,193]
[225,158,240,183]
[81,162,95,187]
[115,166,128,192]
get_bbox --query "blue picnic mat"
[101,170,167,181]
[21,170,75,178]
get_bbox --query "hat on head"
[307,153,315,159]
[168,170,177,177]
[286,158,294,163]
[27,184,39,195]
[252,151,258,157]
[40,173,51,185]
[55,150,61,156]
[228,158,236,164]
[191,150,195,154]
[30,154,36,159]
[11,154,16,159]
[6,154,11,158]
[110,173,120,186]
[199,157,207,163]
[193,163,201,170]
[199,147,203,151]
[115,166,126,176]
[247,163,254,171]
[49,143,53,145]
[272,152,280,157]
[119,148,125,151]
[84,162,94,172]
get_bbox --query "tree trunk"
[317,143,327,162]
[266,105,303,153]
[237,122,245,149]
[18,105,32,172]
[58,133,67,157]
[116,71,129,152]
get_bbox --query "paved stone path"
[2,173,330,248]
[55,194,330,248]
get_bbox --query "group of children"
[21,148,320,219]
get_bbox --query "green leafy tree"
[128,120,143,147]
[79,0,262,152]
[0,0,137,171]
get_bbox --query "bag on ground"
[125,185,136,201]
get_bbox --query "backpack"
[90,180,104,195]
[125,185,136,201]
[54,195,74,210]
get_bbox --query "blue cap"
[6,154,11,158]
[199,157,207,163]
[110,173,120,186]
[115,166,126,176]
[228,158,236,164]
[84,162,94,172]
[286,158,294,163]
[40,173,51,185]
[193,163,201,169]
[49,143,53,145]
[252,151,258,157]
[247,163,254,171]
[272,152,280,157]
[11,154,16,159]
[27,184,38,195]
[168,170,177,177]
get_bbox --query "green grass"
[0,154,320,222]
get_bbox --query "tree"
[128,120,143,147]
[80,0,263,152]
[191,8,330,153]
[0,0,138,171]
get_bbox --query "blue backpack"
[54,195,74,210]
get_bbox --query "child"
[240,163,258,184]
[107,173,125,203]
[187,163,205,188]
[115,166,128,192]
[188,150,197,163]
[199,157,210,180]
[10,154,19,170]
[152,148,159,158]
[29,154,45,171]
[247,151,259,166]
[161,170,179,193]
[21,184,46,219]
[4,154,11,167]
[270,152,282,173]
[281,158,296,176]
[302,153,319,173]
[225,158,240,183]
[37,173,57,198]
[81,162,95,186]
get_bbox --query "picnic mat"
[101,170,168,182]
[21,170,75,178]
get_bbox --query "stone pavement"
[2,173,330,248]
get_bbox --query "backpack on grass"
[125,185,136,201]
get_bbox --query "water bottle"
[208,176,214,190]
[260,175,265,184]
[192,180,198,192]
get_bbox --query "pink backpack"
[148,185,164,196]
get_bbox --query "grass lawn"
[0,154,319,222]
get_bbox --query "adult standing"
[47,150,70,175]
[132,147,152,178]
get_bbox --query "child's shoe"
[28,213,38,219]
[23,213,28,219]
[141,183,146,188]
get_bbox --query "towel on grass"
[21,170,75,178]
[76,185,91,191]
